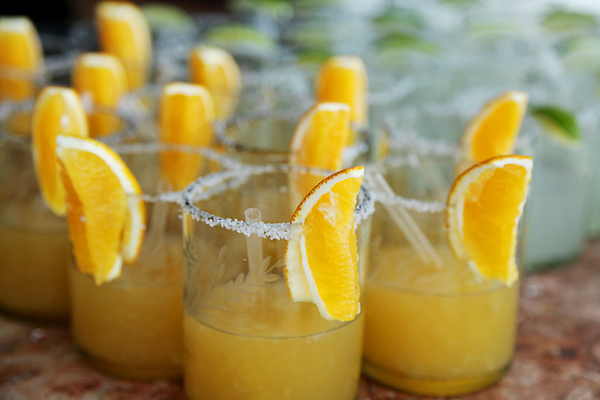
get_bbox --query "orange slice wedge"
[460,91,528,165]
[96,1,152,90]
[284,166,364,322]
[316,55,368,132]
[446,155,532,286]
[288,102,351,201]
[32,87,89,216]
[56,135,145,285]
[159,82,216,190]
[189,45,242,119]
[72,52,128,138]
[0,17,43,101]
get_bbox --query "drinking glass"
[363,153,524,396]
[0,101,134,322]
[215,109,372,166]
[68,144,237,379]
[181,163,373,400]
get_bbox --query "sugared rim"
[367,155,447,214]
[383,105,540,157]
[113,142,243,204]
[0,97,139,146]
[213,108,301,153]
[213,108,371,162]
[182,163,375,241]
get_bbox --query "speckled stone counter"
[2,242,600,400]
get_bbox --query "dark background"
[2,0,228,33]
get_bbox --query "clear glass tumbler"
[181,164,373,400]
[363,154,524,396]
[68,144,235,379]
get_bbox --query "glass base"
[362,360,509,397]
[78,349,182,381]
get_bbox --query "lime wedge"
[231,0,293,19]
[557,36,600,70]
[205,25,276,52]
[376,33,439,54]
[442,0,480,6]
[290,23,333,49]
[541,9,598,33]
[141,3,195,30]
[530,105,581,146]
[372,8,424,33]
[297,49,333,66]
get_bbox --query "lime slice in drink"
[441,0,480,6]
[205,25,276,52]
[372,8,424,33]
[541,9,598,33]
[297,49,333,66]
[530,105,581,146]
[557,36,600,70]
[376,33,439,54]
[231,0,293,19]
[141,3,195,30]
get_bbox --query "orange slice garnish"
[460,91,528,166]
[446,155,533,286]
[284,166,364,321]
[56,135,145,285]
[0,17,42,101]
[96,1,152,90]
[72,52,128,138]
[316,55,368,132]
[32,87,89,216]
[159,82,216,190]
[288,102,351,201]
[189,45,242,119]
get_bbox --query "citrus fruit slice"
[32,87,89,216]
[316,55,368,131]
[530,104,580,146]
[284,166,364,322]
[159,82,216,190]
[189,45,242,119]
[72,52,128,138]
[96,1,152,90]
[446,155,533,286]
[205,24,276,53]
[460,91,528,165]
[56,135,145,285]
[0,17,43,101]
[288,102,351,200]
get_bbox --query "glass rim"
[182,163,375,241]
[213,108,371,162]
[114,142,243,203]
[0,98,139,146]
[382,105,540,157]
[367,156,448,214]
[213,108,301,154]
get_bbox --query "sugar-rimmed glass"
[68,143,239,380]
[363,153,525,396]
[0,101,136,322]
[382,91,589,273]
[181,163,374,400]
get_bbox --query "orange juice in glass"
[182,164,373,400]
[0,136,69,321]
[65,142,232,379]
[363,153,531,396]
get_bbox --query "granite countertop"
[1,242,600,400]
